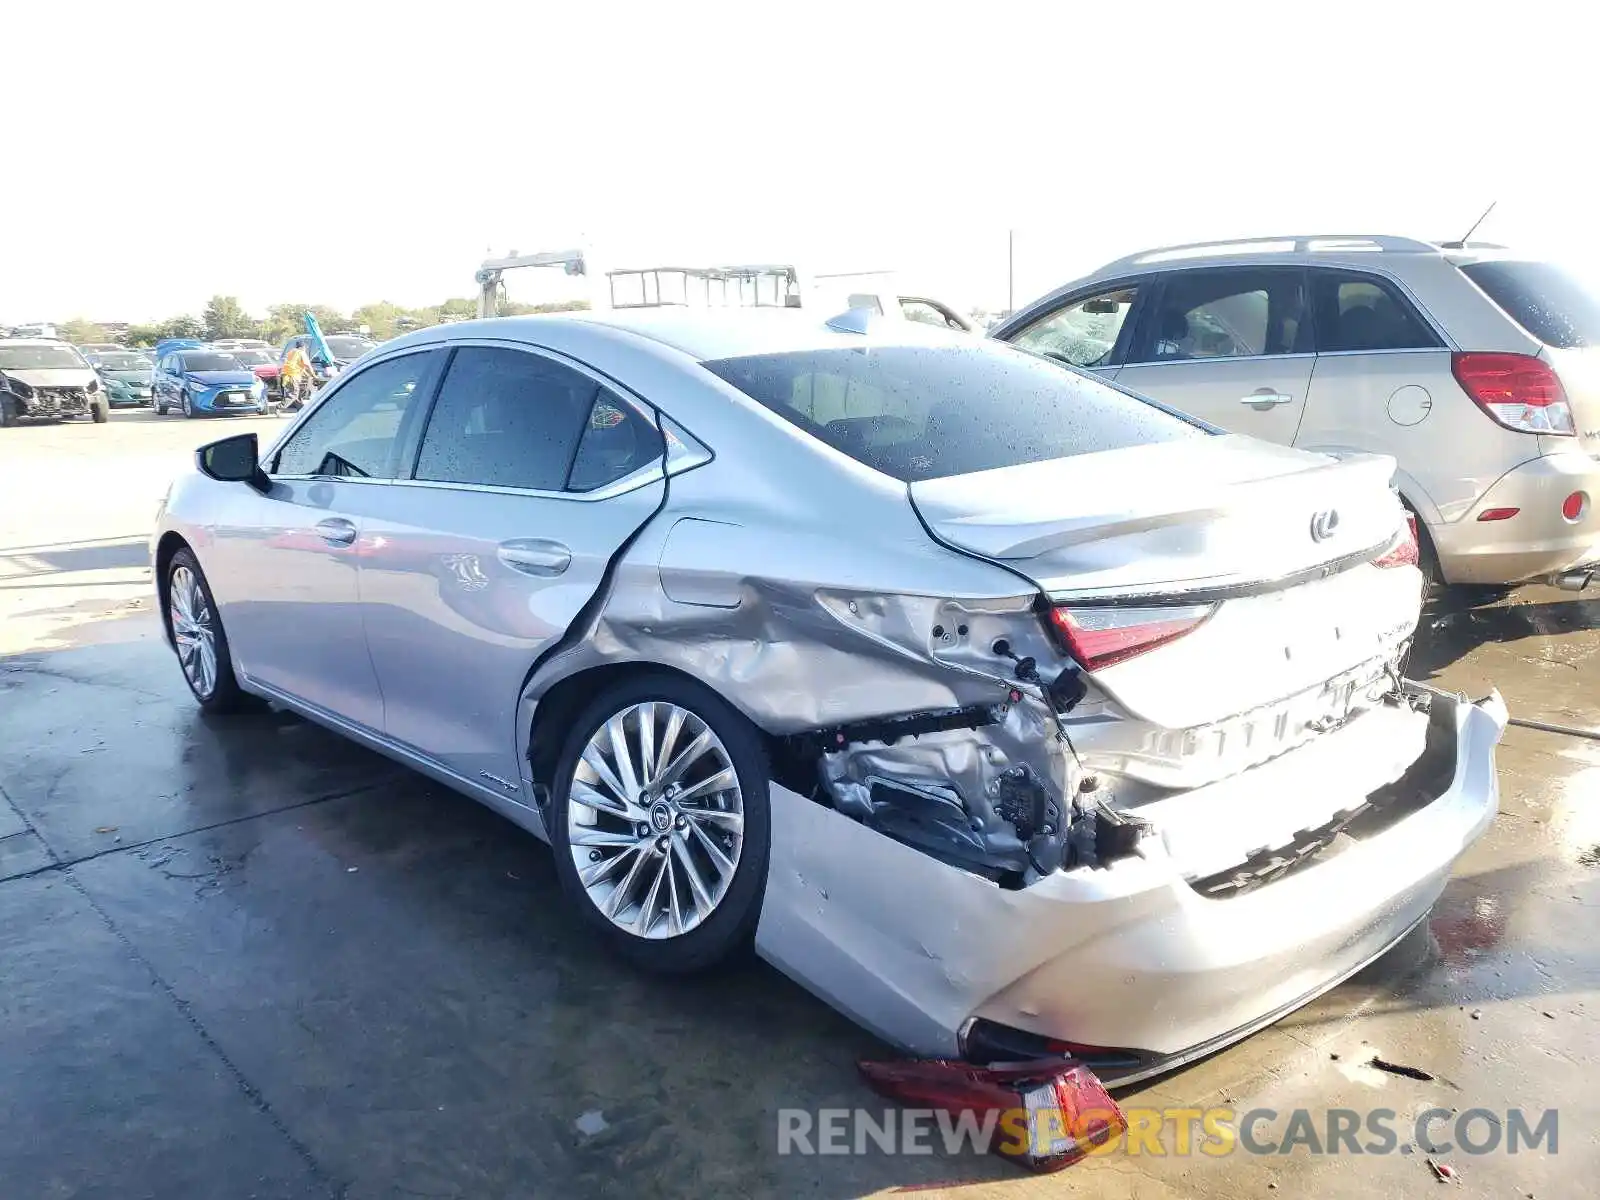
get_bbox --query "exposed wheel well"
[525,661,782,801]
[153,532,190,641]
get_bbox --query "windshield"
[0,345,88,371]
[96,353,153,371]
[229,350,274,366]
[327,336,374,360]
[180,352,244,373]
[703,343,1208,482]
[1459,260,1600,349]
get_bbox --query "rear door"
[1114,267,1314,444]
[1294,269,1471,520]
[355,343,667,795]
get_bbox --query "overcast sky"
[7,0,1599,323]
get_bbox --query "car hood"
[102,368,154,384]
[187,371,258,386]
[2,367,97,387]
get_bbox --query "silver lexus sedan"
[152,308,1506,1083]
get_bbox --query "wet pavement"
[2,412,1596,1198]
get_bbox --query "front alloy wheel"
[181,391,194,418]
[550,676,770,972]
[166,549,245,711]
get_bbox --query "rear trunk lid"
[909,435,1419,728]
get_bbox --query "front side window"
[1458,260,1600,349]
[273,351,440,478]
[1007,284,1140,369]
[1135,269,1306,362]
[703,343,1206,483]
[1311,270,1439,352]
[414,346,653,492]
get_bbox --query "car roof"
[0,338,76,348]
[383,306,969,364]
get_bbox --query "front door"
[207,348,446,729]
[355,344,667,794]
[1114,266,1314,446]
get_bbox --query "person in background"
[280,343,313,411]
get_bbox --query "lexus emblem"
[1310,509,1340,542]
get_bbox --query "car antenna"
[1442,200,1496,249]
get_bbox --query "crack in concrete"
[59,868,348,1198]
[0,780,388,885]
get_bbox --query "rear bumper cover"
[1433,451,1600,583]
[755,688,1506,1085]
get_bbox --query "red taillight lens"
[1048,603,1213,670]
[1451,352,1575,435]
[1373,518,1420,568]
[1563,491,1588,521]
[1476,507,1520,522]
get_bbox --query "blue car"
[152,349,268,417]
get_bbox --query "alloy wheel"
[169,565,218,697]
[565,702,745,940]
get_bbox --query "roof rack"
[1096,234,1440,274]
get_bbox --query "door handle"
[1240,390,1295,408]
[497,539,571,576]
[315,517,357,546]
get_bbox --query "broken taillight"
[1047,603,1214,671]
[1372,518,1420,569]
[858,1056,1126,1173]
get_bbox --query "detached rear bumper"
[757,689,1505,1085]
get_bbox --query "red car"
[226,348,282,396]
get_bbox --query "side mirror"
[198,433,270,492]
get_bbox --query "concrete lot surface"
[1,411,1595,1198]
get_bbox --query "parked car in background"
[280,332,377,387]
[152,348,268,417]
[75,341,125,356]
[212,338,273,352]
[0,339,110,424]
[226,347,282,398]
[993,235,1600,593]
[154,337,207,359]
[149,308,1504,1082]
[90,349,156,407]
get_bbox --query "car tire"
[156,397,168,415]
[91,401,108,424]
[181,391,195,418]
[548,672,771,975]
[0,397,15,427]
[166,548,247,712]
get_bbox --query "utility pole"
[1007,229,1015,313]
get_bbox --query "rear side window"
[702,343,1206,483]
[416,347,595,491]
[1133,268,1307,362]
[414,347,663,492]
[1311,270,1440,352]
[1459,260,1600,349]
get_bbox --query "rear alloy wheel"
[549,675,770,973]
[167,549,246,712]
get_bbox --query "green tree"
[202,295,254,340]
[124,323,162,348]
[155,315,205,341]
[262,303,349,345]
[59,317,112,345]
